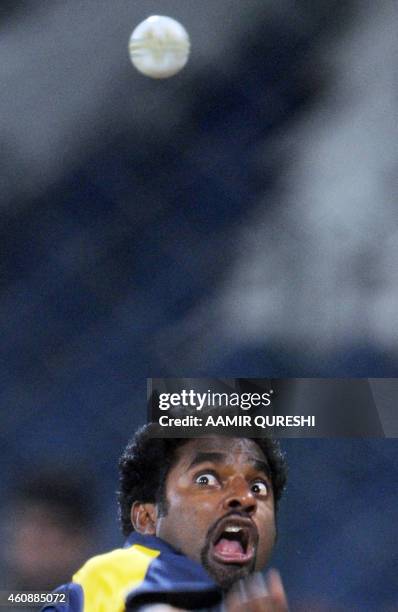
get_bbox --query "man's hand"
[224,569,288,612]
[136,570,288,612]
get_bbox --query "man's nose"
[222,476,256,514]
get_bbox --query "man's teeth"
[225,526,241,533]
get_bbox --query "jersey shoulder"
[42,542,161,612]
[72,543,161,612]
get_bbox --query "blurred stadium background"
[0,1,397,610]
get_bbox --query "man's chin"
[201,550,256,591]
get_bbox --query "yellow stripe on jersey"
[72,544,160,612]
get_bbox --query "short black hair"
[118,424,287,537]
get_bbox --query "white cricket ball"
[128,15,190,79]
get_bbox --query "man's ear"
[131,501,158,535]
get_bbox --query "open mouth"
[210,517,257,565]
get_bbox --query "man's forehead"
[176,436,267,465]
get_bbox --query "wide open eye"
[251,480,268,495]
[195,473,218,486]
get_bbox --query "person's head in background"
[119,426,287,591]
[4,469,96,591]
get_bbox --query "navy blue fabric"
[41,582,83,611]
[125,534,222,610]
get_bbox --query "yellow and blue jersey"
[42,533,222,611]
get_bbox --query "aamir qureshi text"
[158,415,316,428]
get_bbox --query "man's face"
[156,437,276,590]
